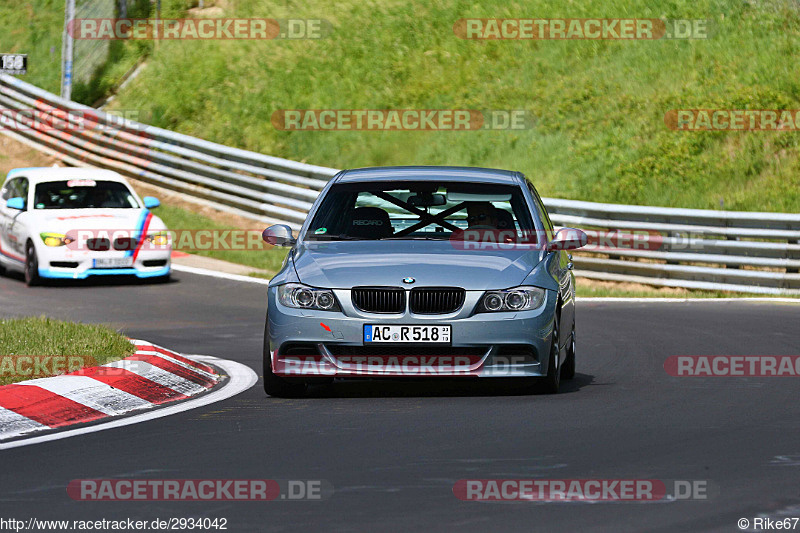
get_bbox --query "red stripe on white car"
[0,340,219,441]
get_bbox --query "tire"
[263,317,307,398]
[561,322,576,380]
[540,313,561,394]
[24,241,40,287]
[152,272,171,284]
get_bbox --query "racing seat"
[347,207,393,239]
[494,207,516,231]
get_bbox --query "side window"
[527,181,555,241]
[2,178,20,201]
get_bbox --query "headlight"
[145,231,170,246]
[479,286,546,312]
[40,232,74,247]
[278,283,339,311]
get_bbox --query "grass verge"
[574,281,788,299]
[0,316,135,386]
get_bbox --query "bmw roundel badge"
[402,277,415,284]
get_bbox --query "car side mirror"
[547,227,587,251]
[143,196,160,209]
[262,224,296,247]
[6,197,25,210]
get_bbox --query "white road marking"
[171,263,270,285]
[0,407,47,440]
[0,356,257,450]
[16,376,152,415]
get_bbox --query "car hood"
[292,240,545,290]
[28,209,166,232]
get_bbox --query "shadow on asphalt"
[297,372,595,398]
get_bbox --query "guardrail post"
[789,239,800,274]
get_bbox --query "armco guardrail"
[1,74,799,295]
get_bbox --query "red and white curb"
[0,340,256,448]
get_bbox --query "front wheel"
[561,322,576,380]
[540,314,561,394]
[24,242,40,287]
[263,317,307,398]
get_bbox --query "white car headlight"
[145,231,170,246]
[40,232,74,247]
[278,283,339,311]
[479,286,546,312]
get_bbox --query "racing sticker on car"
[66,179,97,187]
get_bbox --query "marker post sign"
[0,54,27,75]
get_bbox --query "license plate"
[94,257,134,268]
[364,325,451,343]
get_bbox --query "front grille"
[86,238,111,251]
[114,237,138,251]
[410,288,465,314]
[352,287,405,313]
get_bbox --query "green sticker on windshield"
[314,227,327,234]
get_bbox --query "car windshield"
[33,180,140,209]
[304,180,537,242]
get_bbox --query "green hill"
[6,0,800,212]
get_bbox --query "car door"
[0,177,29,264]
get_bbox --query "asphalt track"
[1,269,799,532]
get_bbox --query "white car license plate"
[94,257,134,268]
[364,325,451,343]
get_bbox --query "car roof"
[334,166,523,185]
[5,167,130,185]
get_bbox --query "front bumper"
[37,246,171,279]
[267,287,556,378]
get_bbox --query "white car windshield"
[33,180,140,209]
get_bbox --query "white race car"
[0,167,171,285]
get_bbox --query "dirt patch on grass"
[576,277,691,296]
[0,135,58,175]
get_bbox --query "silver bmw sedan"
[261,166,587,397]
